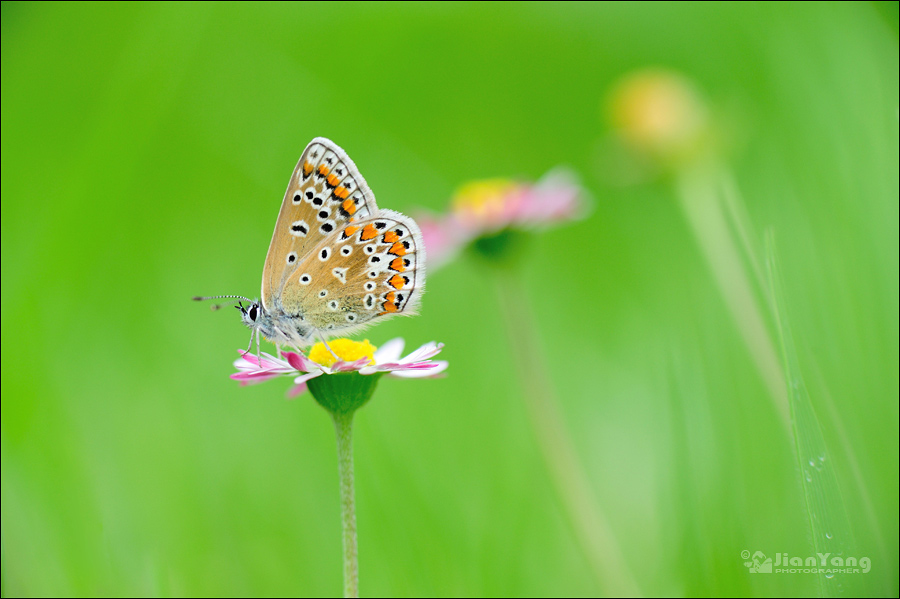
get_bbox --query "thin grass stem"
[495,270,641,597]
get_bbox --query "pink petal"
[389,361,449,378]
[518,168,589,225]
[366,360,447,375]
[288,382,309,398]
[283,351,318,372]
[234,352,260,368]
[234,350,292,371]
[417,213,470,270]
[230,371,281,384]
[330,356,374,372]
[392,361,444,372]
[287,371,323,396]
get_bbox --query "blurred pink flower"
[232,338,447,398]
[420,168,590,269]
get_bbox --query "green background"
[2,1,897,596]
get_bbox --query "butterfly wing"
[261,137,379,311]
[279,209,426,336]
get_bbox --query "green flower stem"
[495,270,641,597]
[332,410,359,599]
[308,372,383,598]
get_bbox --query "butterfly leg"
[317,331,341,361]
[255,328,262,365]
[244,330,255,360]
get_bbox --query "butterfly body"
[226,138,426,349]
[237,299,312,347]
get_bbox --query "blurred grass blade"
[766,232,857,597]
[495,270,641,597]
[675,163,791,432]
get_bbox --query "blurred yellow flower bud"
[607,69,711,166]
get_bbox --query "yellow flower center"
[308,338,377,368]
[452,179,519,220]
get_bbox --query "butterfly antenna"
[193,294,254,311]
[193,294,253,302]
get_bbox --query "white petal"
[399,342,443,364]
[373,338,405,364]
[293,371,324,385]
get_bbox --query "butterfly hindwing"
[261,138,378,310]
[279,209,426,335]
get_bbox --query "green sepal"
[308,372,385,416]
[468,228,531,267]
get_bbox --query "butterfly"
[196,138,426,355]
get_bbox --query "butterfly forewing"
[261,137,378,309]
[279,209,426,334]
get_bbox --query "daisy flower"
[231,336,446,597]
[418,168,590,269]
[232,337,447,399]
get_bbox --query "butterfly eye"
[249,305,259,321]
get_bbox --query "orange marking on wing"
[342,199,357,215]
[390,257,405,272]
[334,186,349,200]
[388,274,405,289]
[382,301,399,313]
[383,231,399,243]
[344,225,360,237]
[388,242,406,256]
[385,291,396,303]
[327,173,340,187]
[318,164,330,176]
[302,161,313,175]
[360,224,378,241]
